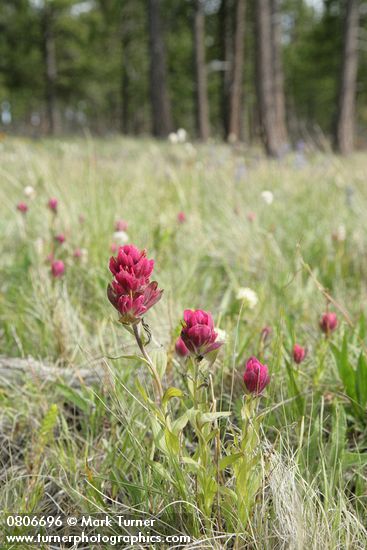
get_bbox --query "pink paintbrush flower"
[177,211,186,224]
[260,325,272,343]
[109,245,155,292]
[17,202,28,214]
[55,234,65,244]
[73,248,88,261]
[115,219,128,231]
[51,260,65,278]
[293,344,306,364]
[243,356,270,395]
[320,312,338,334]
[180,309,223,358]
[107,244,163,324]
[48,198,58,212]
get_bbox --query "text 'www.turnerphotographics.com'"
[3,515,191,547]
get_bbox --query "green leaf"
[107,353,150,366]
[181,456,201,472]
[150,348,168,380]
[200,411,231,424]
[331,334,356,401]
[328,402,347,490]
[164,429,180,455]
[172,411,189,435]
[343,451,367,468]
[56,384,91,413]
[162,387,183,407]
[358,313,366,340]
[285,361,305,417]
[38,404,58,449]
[356,353,367,409]
[150,417,169,454]
[135,378,149,403]
[148,460,174,482]
[218,486,238,501]
[219,453,243,471]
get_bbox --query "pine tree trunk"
[147,0,172,137]
[219,0,234,138]
[228,0,245,142]
[255,0,279,157]
[270,0,288,148]
[41,5,57,136]
[334,0,359,155]
[121,44,130,134]
[120,4,132,135]
[193,0,210,141]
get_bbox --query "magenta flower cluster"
[293,344,306,364]
[320,312,338,334]
[243,357,270,395]
[17,202,28,214]
[107,245,163,324]
[180,309,223,358]
[105,245,341,398]
[106,244,272,395]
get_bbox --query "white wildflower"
[176,128,187,143]
[113,231,129,244]
[24,185,35,198]
[168,132,178,144]
[236,287,259,309]
[332,224,346,242]
[261,190,274,205]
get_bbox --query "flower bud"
[73,248,88,262]
[115,219,128,231]
[17,202,28,214]
[293,344,306,364]
[55,234,65,244]
[320,312,338,334]
[177,211,186,224]
[243,356,270,395]
[180,309,223,358]
[51,260,65,278]
[260,325,272,342]
[48,198,58,212]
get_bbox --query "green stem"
[133,323,163,404]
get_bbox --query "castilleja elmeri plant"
[180,309,223,359]
[108,244,164,400]
[107,243,271,525]
[108,244,163,325]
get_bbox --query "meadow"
[1,137,367,549]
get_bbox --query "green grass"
[1,136,367,548]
